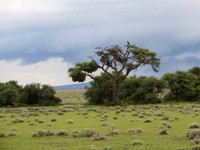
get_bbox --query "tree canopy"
[0,81,61,106]
[68,42,160,105]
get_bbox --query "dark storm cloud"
[0,0,200,75]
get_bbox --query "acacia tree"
[68,42,160,105]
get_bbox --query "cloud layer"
[0,0,200,85]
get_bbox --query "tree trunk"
[113,79,120,105]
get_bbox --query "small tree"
[162,71,199,101]
[68,42,160,105]
[0,81,21,106]
[120,76,165,104]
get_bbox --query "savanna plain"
[1,90,200,150]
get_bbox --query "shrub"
[51,118,56,122]
[32,130,54,137]
[161,116,169,120]
[155,111,164,117]
[186,130,200,139]
[11,118,24,124]
[102,123,109,126]
[113,116,118,120]
[71,130,79,138]
[160,122,171,129]
[67,120,74,124]
[85,73,113,105]
[131,140,143,145]
[8,133,16,136]
[107,125,119,136]
[159,126,168,135]
[120,76,164,104]
[190,123,200,129]
[194,138,200,144]
[135,128,143,134]
[55,130,68,136]
[37,120,44,123]
[144,119,152,123]
[93,133,106,141]
[81,129,96,137]
[0,133,6,137]
[191,145,200,150]
[162,71,200,101]
[175,148,188,150]
[101,146,112,150]
[128,128,143,134]
[57,112,64,115]
[128,128,135,134]
[0,81,61,106]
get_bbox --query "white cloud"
[0,58,75,85]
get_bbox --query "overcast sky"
[0,0,200,86]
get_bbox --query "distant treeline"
[0,81,61,106]
[0,66,199,106]
[85,66,200,105]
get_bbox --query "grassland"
[55,89,87,104]
[0,90,200,150]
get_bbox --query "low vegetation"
[1,104,200,149]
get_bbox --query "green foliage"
[0,81,22,106]
[77,66,200,105]
[85,73,113,105]
[120,76,165,104]
[162,70,200,101]
[188,66,200,76]
[68,61,99,82]
[85,75,165,105]
[0,81,61,107]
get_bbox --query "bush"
[93,133,106,141]
[8,133,16,136]
[85,73,113,105]
[159,126,168,135]
[32,130,54,137]
[128,128,143,134]
[11,118,24,124]
[191,145,200,150]
[162,70,200,101]
[0,133,6,137]
[190,123,200,129]
[20,83,61,106]
[81,129,96,137]
[131,140,143,145]
[186,130,200,139]
[55,130,68,136]
[0,81,21,106]
[0,81,61,107]
[107,125,119,136]
[71,130,79,138]
[120,76,164,104]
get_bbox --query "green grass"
[0,90,199,149]
[1,104,200,150]
[55,89,87,104]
